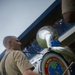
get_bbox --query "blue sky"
[0,0,55,54]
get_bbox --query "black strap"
[3,53,10,75]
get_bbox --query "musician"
[0,36,40,75]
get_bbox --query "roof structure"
[18,0,62,49]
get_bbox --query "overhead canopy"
[18,0,62,49]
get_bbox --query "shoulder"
[13,51,25,56]
[12,51,27,61]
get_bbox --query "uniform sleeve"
[62,0,75,14]
[13,51,34,74]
